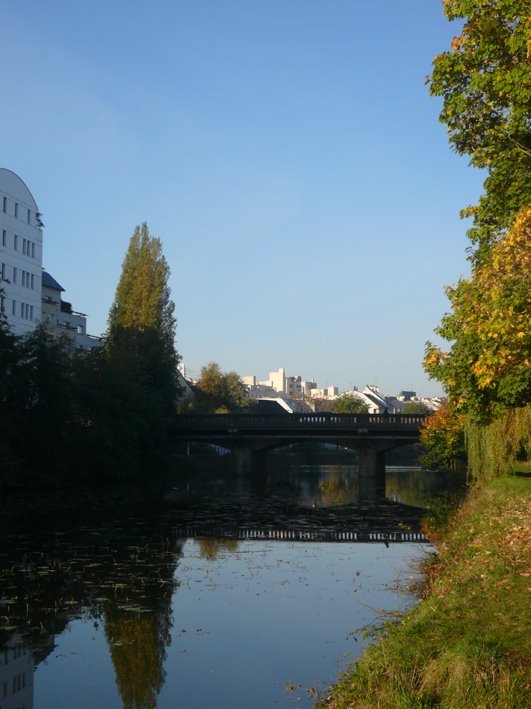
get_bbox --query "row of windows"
[0,297,35,321]
[2,671,27,697]
[1,230,37,259]
[1,193,40,227]
[0,263,37,289]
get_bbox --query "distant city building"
[340,385,396,413]
[245,368,338,401]
[309,385,339,400]
[0,168,43,335]
[243,368,441,414]
[302,380,318,397]
[245,383,277,399]
[397,390,416,401]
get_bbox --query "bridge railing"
[173,413,427,430]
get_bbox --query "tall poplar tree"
[107,223,180,415]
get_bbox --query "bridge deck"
[171,413,426,441]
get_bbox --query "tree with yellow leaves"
[425,207,530,422]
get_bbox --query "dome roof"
[0,168,39,210]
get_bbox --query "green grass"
[319,476,530,708]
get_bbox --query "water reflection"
[0,461,459,708]
[0,494,181,709]
[0,634,34,709]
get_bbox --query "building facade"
[0,168,43,335]
[41,270,102,350]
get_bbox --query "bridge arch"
[170,413,427,501]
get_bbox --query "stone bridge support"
[231,441,274,475]
[357,442,387,502]
[232,438,397,502]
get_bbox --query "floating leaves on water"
[116,605,151,613]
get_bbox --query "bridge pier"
[232,444,268,475]
[233,445,253,475]
[357,443,386,502]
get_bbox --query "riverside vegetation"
[322,2,530,706]
[319,469,530,709]
[0,225,251,490]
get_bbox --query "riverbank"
[319,474,530,708]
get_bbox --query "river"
[0,451,463,708]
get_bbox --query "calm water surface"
[1,457,461,708]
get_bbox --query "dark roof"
[42,270,64,291]
[255,400,289,414]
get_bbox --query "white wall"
[0,169,43,335]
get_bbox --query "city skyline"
[0,2,484,395]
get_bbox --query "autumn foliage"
[424,207,531,422]
[419,402,466,471]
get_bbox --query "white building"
[0,168,43,335]
[309,385,339,400]
[0,634,34,709]
[339,385,392,413]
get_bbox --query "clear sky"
[1,1,484,395]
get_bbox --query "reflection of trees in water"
[105,606,170,709]
[319,472,358,506]
[195,538,239,560]
[0,497,182,707]
[386,468,466,506]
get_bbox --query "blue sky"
[1,1,483,395]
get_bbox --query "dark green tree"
[0,324,77,484]
[401,401,430,415]
[192,362,249,413]
[428,1,530,263]
[331,394,369,414]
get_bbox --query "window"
[13,268,17,284]
[12,300,16,316]
[0,263,4,279]
[31,273,35,289]
[14,202,18,218]
[27,208,31,224]
[31,242,35,258]
[30,304,34,320]
[2,196,6,212]
[14,234,18,251]
[2,229,5,246]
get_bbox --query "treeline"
[0,224,181,489]
[179,361,255,414]
[419,2,530,479]
[0,324,173,487]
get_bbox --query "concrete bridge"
[171,412,426,501]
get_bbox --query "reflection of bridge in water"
[174,527,428,543]
[171,413,427,501]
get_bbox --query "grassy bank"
[320,475,530,708]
